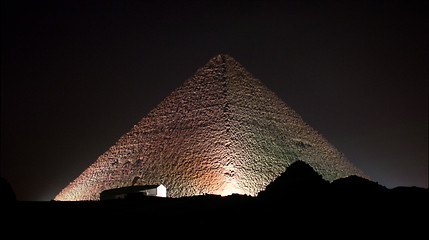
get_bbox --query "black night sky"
[1,0,427,200]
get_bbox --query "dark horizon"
[1,0,428,200]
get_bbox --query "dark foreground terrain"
[2,161,427,233]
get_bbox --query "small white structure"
[152,184,167,197]
[100,184,167,200]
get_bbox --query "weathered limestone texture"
[55,54,367,201]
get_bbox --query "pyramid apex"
[216,53,234,58]
[207,54,236,65]
[213,53,233,58]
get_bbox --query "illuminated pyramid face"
[55,54,366,201]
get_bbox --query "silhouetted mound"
[0,177,16,202]
[331,175,387,193]
[391,186,428,194]
[4,172,428,227]
[390,186,429,203]
[259,161,329,199]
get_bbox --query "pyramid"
[55,54,366,201]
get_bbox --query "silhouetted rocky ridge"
[4,161,427,229]
[259,161,390,198]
